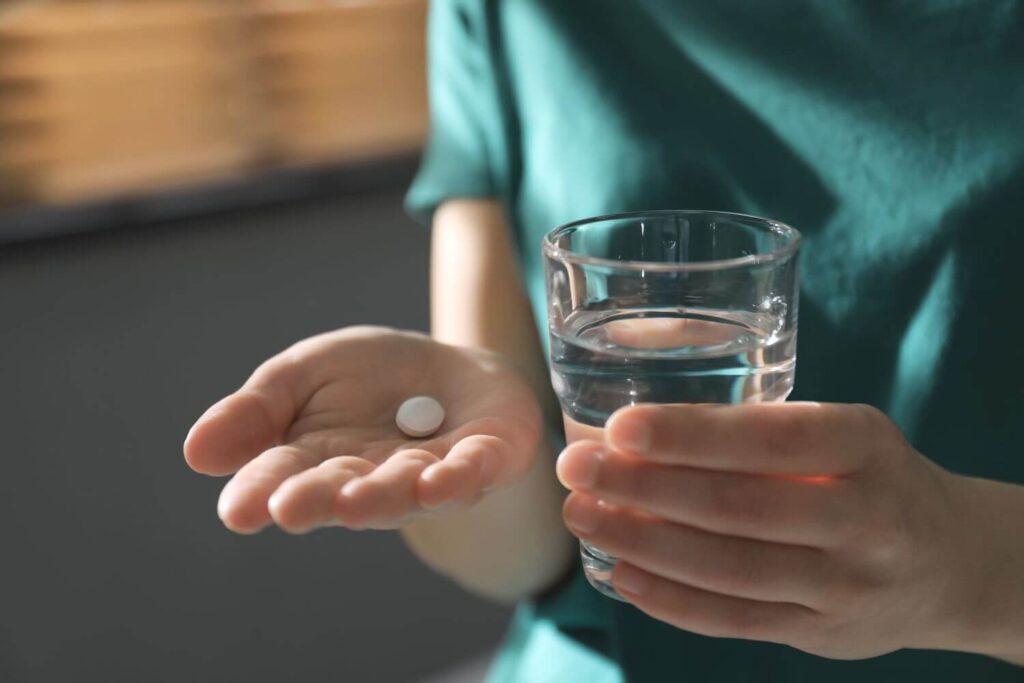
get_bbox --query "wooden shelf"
[1,0,428,210]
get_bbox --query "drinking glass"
[543,210,802,600]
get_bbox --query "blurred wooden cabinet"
[255,0,428,164]
[0,1,254,204]
[0,0,428,207]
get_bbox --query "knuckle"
[850,402,885,425]
[851,403,904,448]
[242,383,283,425]
[866,517,911,566]
[843,503,911,567]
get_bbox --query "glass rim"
[542,209,802,272]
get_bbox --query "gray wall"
[0,189,510,682]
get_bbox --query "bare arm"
[399,199,575,603]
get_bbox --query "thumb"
[184,355,307,476]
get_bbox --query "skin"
[184,325,541,533]
[185,199,1024,663]
[397,199,573,600]
[186,200,573,602]
[557,402,1024,664]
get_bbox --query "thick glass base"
[580,540,627,601]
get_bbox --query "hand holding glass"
[543,210,801,600]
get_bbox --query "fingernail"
[614,564,650,597]
[563,497,601,534]
[610,414,651,455]
[557,448,602,490]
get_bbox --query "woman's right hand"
[183,325,543,533]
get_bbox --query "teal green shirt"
[406,1,1024,680]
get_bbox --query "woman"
[185,1,1024,680]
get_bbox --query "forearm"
[948,475,1024,665]
[400,199,573,603]
[425,199,559,418]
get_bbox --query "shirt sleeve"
[404,0,508,225]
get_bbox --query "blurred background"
[0,1,510,681]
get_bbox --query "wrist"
[400,442,572,604]
[940,474,1024,664]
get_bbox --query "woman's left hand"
[556,402,1024,662]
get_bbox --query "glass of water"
[543,210,802,600]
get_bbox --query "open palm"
[184,326,542,533]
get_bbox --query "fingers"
[267,456,376,533]
[563,493,831,607]
[217,444,320,533]
[326,434,515,529]
[268,435,512,532]
[417,434,509,510]
[606,402,886,475]
[184,392,286,476]
[557,441,853,546]
[611,562,816,645]
[184,351,315,476]
[339,450,441,529]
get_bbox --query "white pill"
[396,396,445,438]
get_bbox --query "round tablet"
[395,396,445,438]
